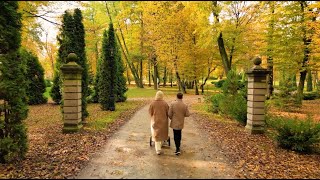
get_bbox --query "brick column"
[245,57,270,134]
[61,53,83,133]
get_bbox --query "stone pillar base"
[81,120,88,125]
[245,125,265,134]
[63,124,83,133]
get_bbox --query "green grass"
[86,100,146,131]
[44,87,51,98]
[125,85,181,98]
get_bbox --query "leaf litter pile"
[0,99,149,179]
[192,99,320,179]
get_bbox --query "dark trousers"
[173,129,182,151]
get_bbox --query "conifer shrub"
[98,26,116,111]
[0,1,28,163]
[209,69,247,125]
[267,115,320,153]
[20,48,47,105]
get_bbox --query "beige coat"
[168,99,190,130]
[149,100,169,141]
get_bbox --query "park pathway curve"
[75,99,238,179]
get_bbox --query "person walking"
[168,92,190,156]
[149,90,169,155]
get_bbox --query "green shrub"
[212,79,225,88]
[0,123,28,163]
[219,94,247,125]
[0,1,29,163]
[209,76,218,80]
[21,48,48,105]
[209,93,225,113]
[45,79,52,87]
[303,91,319,100]
[268,116,320,153]
[208,70,247,125]
[230,94,247,125]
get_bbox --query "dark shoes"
[175,149,181,156]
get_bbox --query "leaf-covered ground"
[0,99,149,179]
[1,97,320,179]
[192,99,320,179]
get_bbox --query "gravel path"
[75,97,238,179]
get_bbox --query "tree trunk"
[229,37,236,67]
[154,65,158,90]
[170,68,173,87]
[126,64,131,85]
[152,55,158,90]
[297,1,312,102]
[194,80,199,95]
[139,11,144,87]
[307,69,313,92]
[200,63,217,94]
[148,58,151,87]
[212,1,231,75]
[266,1,275,99]
[107,2,143,88]
[174,56,186,94]
[163,66,167,87]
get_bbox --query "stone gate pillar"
[61,53,83,133]
[245,57,270,134]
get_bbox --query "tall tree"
[106,1,144,88]
[297,1,316,102]
[50,9,89,120]
[82,1,108,75]
[266,1,275,99]
[98,23,117,111]
[211,1,261,75]
[20,48,47,105]
[73,8,89,119]
[114,34,128,102]
[50,10,74,104]
[0,1,28,163]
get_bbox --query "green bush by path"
[207,69,247,125]
[267,115,320,153]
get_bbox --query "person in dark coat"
[168,92,190,155]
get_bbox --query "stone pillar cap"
[246,57,270,75]
[61,53,83,73]
[67,53,78,63]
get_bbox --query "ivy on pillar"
[61,53,83,133]
[245,57,270,134]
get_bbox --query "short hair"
[177,92,183,99]
[155,90,164,100]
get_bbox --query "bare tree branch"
[23,10,61,26]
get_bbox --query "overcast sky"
[38,1,84,43]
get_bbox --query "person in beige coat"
[168,92,190,155]
[149,90,169,155]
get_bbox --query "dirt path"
[75,98,238,179]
